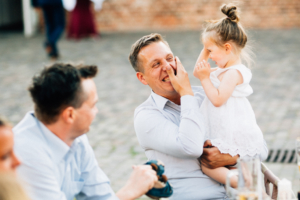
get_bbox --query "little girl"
[193,4,265,188]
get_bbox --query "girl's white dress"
[200,64,264,158]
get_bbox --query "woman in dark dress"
[67,0,98,39]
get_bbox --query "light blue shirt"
[134,87,268,200]
[13,112,118,200]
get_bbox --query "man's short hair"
[0,116,11,127]
[28,63,98,124]
[129,33,169,72]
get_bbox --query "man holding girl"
[129,4,268,199]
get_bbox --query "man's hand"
[116,165,158,200]
[166,57,194,97]
[193,60,211,82]
[199,141,239,169]
[203,140,213,148]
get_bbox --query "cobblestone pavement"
[0,30,300,198]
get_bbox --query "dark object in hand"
[145,160,173,199]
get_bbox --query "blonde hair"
[0,173,31,200]
[202,3,254,67]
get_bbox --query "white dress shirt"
[134,87,268,200]
[13,112,118,200]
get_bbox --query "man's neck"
[43,121,75,147]
[166,95,181,105]
[158,92,181,105]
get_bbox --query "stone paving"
[0,29,300,198]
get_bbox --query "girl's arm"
[193,48,210,79]
[196,48,210,63]
[202,165,237,188]
[194,61,243,107]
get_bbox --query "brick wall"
[95,0,300,32]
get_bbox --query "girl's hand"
[193,60,211,81]
[193,48,210,79]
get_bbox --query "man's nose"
[162,60,173,71]
[12,152,21,169]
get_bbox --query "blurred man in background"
[0,117,20,173]
[0,117,30,200]
[13,63,157,200]
[32,0,65,60]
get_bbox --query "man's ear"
[224,43,232,54]
[61,107,76,124]
[136,72,148,85]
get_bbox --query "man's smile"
[162,76,170,82]
[161,68,177,82]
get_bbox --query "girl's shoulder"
[226,64,252,84]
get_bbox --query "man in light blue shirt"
[14,63,158,200]
[128,33,268,199]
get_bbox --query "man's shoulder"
[192,86,204,93]
[13,112,51,162]
[14,113,44,145]
[75,134,93,153]
[14,112,44,141]
[134,95,156,115]
[192,86,206,102]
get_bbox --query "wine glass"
[226,158,262,200]
[296,137,300,174]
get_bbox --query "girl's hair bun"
[221,3,239,23]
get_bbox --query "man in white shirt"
[14,63,158,200]
[129,33,268,199]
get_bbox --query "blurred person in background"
[63,0,104,39]
[32,0,65,60]
[0,118,29,199]
[13,63,158,200]
[0,173,31,200]
[0,117,21,173]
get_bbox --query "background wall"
[95,0,300,32]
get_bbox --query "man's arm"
[77,135,158,200]
[135,96,205,159]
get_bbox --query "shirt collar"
[151,91,169,110]
[33,114,71,164]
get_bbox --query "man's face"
[137,41,178,98]
[72,79,98,136]
[0,126,21,173]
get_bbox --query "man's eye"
[153,62,159,67]
[167,57,173,61]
